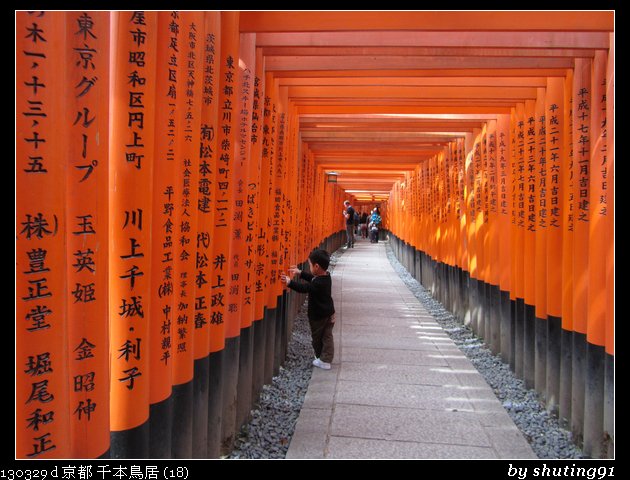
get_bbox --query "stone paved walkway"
[286,238,537,459]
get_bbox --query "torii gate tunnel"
[16,11,614,459]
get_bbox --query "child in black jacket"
[281,249,335,370]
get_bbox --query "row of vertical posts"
[388,51,613,459]
[16,10,347,458]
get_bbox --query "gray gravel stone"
[384,242,583,459]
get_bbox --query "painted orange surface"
[238,33,257,330]
[534,88,547,320]
[545,77,565,319]
[240,11,613,33]
[496,114,512,293]
[571,58,591,335]
[251,49,267,323]
[16,11,71,459]
[223,16,248,339]
[192,11,220,360]
[523,99,536,307]
[255,31,610,49]
[478,125,488,284]
[586,50,608,347]
[605,35,614,356]
[486,120,500,287]
[561,70,575,333]
[149,11,177,404]
[254,71,275,313]
[108,10,157,432]
[171,11,204,384]
[65,11,111,457]
[512,104,526,302]
[209,11,239,351]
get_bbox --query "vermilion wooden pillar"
[235,31,257,434]
[199,11,224,459]
[108,10,157,458]
[534,87,548,397]
[603,33,614,459]
[17,11,71,459]
[65,11,111,459]
[191,11,220,459]
[584,49,608,458]
[570,57,592,446]
[148,11,178,459]
[544,76,565,418]
[559,69,575,428]
[213,11,240,456]
[250,48,267,409]
[169,11,204,459]
[497,114,513,367]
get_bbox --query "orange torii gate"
[16,10,613,459]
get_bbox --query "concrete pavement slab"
[335,380,474,411]
[338,362,463,386]
[341,346,451,366]
[325,436,498,459]
[329,404,490,446]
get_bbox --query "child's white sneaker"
[312,358,331,370]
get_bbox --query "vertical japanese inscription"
[237,48,255,325]
[151,11,179,388]
[225,55,250,326]
[488,129,497,217]
[548,100,561,229]
[194,12,218,357]
[17,11,66,458]
[117,11,148,392]
[176,19,194,364]
[510,110,518,228]
[256,92,272,303]
[172,14,202,380]
[575,82,590,223]
[480,131,488,226]
[195,29,214,330]
[566,80,574,233]
[538,110,548,230]
[596,75,607,217]
[161,12,177,367]
[499,130,508,217]
[457,139,465,222]
[273,113,286,290]
[109,11,156,432]
[526,113,537,233]
[66,11,110,457]
[245,73,258,306]
[209,16,237,347]
[516,113,526,229]
[267,99,278,292]
[249,69,265,321]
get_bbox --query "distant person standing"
[360,211,369,238]
[369,207,382,243]
[342,200,355,249]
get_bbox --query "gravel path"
[228,249,344,459]
[384,242,583,459]
[229,242,583,459]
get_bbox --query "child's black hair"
[309,248,330,271]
